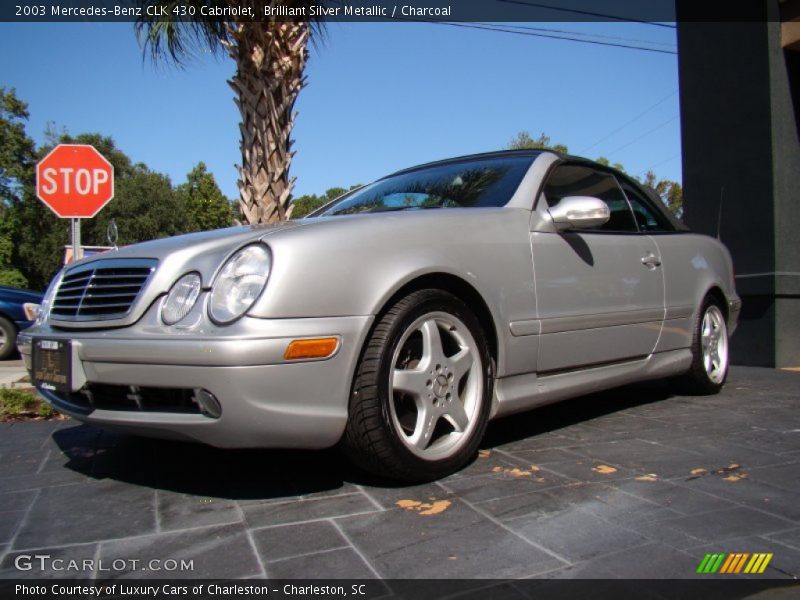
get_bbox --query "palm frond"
[135,1,228,66]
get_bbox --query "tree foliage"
[0,88,36,206]
[177,162,236,232]
[642,170,683,217]
[0,210,27,288]
[506,131,683,216]
[0,88,35,287]
[507,131,569,154]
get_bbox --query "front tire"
[680,296,730,395]
[0,316,17,361]
[343,289,493,482]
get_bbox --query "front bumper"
[18,312,373,449]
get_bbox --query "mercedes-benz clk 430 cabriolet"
[19,150,741,481]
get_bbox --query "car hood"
[85,221,307,263]
[0,286,44,303]
[65,220,307,282]
[50,207,525,328]
[68,209,513,281]
[52,220,307,320]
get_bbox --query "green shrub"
[37,402,55,419]
[0,388,58,420]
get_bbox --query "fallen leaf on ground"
[396,499,452,516]
[690,468,708,476]
[723,473,748,482]
[478,449,491,458]
[720,464,741,472]
[636,474,659,482]
[492,466,534,477]
[592,464,618,474]
[418,501,451,515]
[507,468,532,477]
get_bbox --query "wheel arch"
[0,310,18,330]
[703,285,729,321]
[372,272,500,369]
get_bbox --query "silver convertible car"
[19,150,740,481]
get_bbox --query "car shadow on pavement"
[481,378,677,449]
[51,424,361,500]
[51,379,677,497]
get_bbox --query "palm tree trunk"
[225,21,309,224]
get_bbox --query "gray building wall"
[677,10,800,367]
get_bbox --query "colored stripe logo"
[696,552,773,574]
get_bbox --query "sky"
[0,20,680,200]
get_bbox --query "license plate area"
[32,339,72,394]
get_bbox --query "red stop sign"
[36,144,114,218]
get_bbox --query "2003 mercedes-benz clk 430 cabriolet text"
[19,150,741,481]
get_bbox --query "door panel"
[530,162,667,373]
[532,232,665,372]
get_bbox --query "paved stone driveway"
[0,367,798,581]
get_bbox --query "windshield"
[315,155,534,217]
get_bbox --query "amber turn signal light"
[284,338,339,360]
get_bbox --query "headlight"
[35,269,64,326]
[209,244,271,324]
[161,272,202,325]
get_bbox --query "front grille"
[52,259,157,321]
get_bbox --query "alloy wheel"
[388,311,483,461]
[701,304,729,384]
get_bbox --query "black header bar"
[0,0,790,23]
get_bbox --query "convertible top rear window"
[317,156,534,216]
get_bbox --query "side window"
[543,164,637,233]
[619,180,673,232]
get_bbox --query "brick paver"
[0,367,798,580]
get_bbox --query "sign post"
[36,144,114,263]
[71,218,81,262]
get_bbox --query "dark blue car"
[0,285,43,360]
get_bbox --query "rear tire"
[679,296,729,395]
[0,316,17,361]
[342,289,493,482]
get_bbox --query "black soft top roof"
[385,150,544,178]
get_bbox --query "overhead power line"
[638,153,680,177]
[476,22,676,47]
[604,115,679,157]
[494,0,677,29]
[432,22,677,55]
[578,90,678,154]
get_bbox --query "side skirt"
[490,348,692,419]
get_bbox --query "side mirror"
[548,196,610,231]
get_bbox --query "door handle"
[641,254,662,268]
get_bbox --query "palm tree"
[136,2,319,223]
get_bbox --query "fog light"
[194,389,221,418]
[284,338,339,360]
[162,272,202,325]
